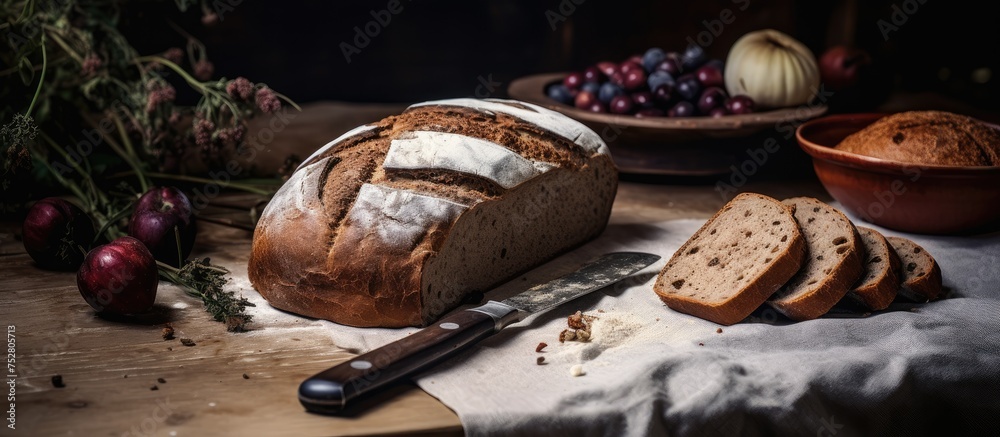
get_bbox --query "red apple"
[129,187,197,267]
[77,236,158,315]
[22,198,95,270]
[819,46,872,91]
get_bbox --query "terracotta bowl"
[796,113,1000,235]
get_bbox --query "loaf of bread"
[835,111,1000,166]
[846,227,901,310]
[248,99,617,327]
[769,197,865,321]
[653,193,806,325]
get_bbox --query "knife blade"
[298,251,660,414]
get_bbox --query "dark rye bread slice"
[845,227,902,310]
[653,193,807,326]
[248,99,617,327]
[886,236,943,301]
[768,197,865,321]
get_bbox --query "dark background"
[120,0,999,113]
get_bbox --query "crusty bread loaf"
[769,197,865,320]
[886,236,944,301]
[846,227,901,310]
[248,98,617,327]
[653,193,807,325]
[835,111,1000,166]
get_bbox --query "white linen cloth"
[240,210,1000,436]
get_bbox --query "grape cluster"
[547,46,756,118]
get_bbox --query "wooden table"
[0,103,830,436]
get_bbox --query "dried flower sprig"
[0,0,297,331]
[157,258,255,332]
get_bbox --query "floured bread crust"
[248,99,617,327]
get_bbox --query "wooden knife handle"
[299,302,519,414]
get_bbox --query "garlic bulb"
[724,29,820,108]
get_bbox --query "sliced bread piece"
[846,227,901,310]
[769,197,865,320]
[886,236,943,301]
[653,193,807,325]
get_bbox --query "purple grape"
[575,91,598,109]
[580,82,601,95]
[675,74,702,101]
[563,72,585,90]
[622,69,647,91]
[655,54,683,76]
[695,64,724,88]
[619,61,643,74]
[668,101,696,117]
[647,71,675,93]
[681,44,707,71]
[586,102,607,113]
[708,107,728,117]
[642,47,667,73]
[630,91,655,108]
[583,67,604,83]
[609,95,635,114]
[598,82,625,104]
[546,84,574,105]
[697,87,728,113]
[725,95,756,114]
[652,84,673,104]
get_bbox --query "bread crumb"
[597,309,605,313]
[560,311,597,343]
[570,364,585,377]
[716,328,723,334]
[535,342,547,353]
[536,356,546,365]
[698,342,705,346]
[242,373,250,380]
[559,329,576,343]
[150,385,159,391]
[157,378,166,384]
[180,338,196,347]
[51,375,65,388]
[162,323,175,340]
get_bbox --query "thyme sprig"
[157,258,255,332]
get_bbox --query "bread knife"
[299,251,660,414]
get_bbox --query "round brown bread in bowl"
[835,111,1000,166]
[796,113,1000,234]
